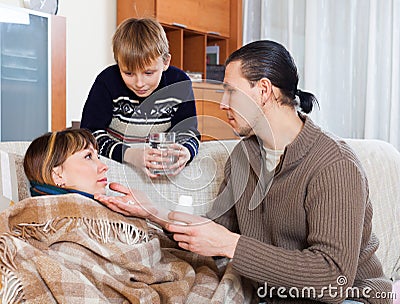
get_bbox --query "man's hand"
[165,211,240,258]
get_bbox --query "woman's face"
[53,145,108,195]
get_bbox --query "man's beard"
[235,124,254,137]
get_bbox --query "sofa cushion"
[1,139,399,281]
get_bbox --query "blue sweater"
[81,65,200,163]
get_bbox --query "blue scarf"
[30,181,94,199]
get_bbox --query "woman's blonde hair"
[23,129,98,185]
[112,17,169,72]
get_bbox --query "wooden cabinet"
[50,15,67,132]
[117,0,242,79]
[156,0,230,37]
[0,5,65,141]
[193,82,239,141]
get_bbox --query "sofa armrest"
[0,142,31,211]
[345,138,400,281]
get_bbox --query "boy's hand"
[123,144,190,177]
[168,144,190,175]
[123,147,163,178]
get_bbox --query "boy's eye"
[124,72,133,76]
[145,71,154,75]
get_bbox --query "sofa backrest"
[0,141,31,208]
[345,139,400,281]
[0,140,237,215]
[0,138,399,280]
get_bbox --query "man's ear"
[163,53,171,71]
[51,166,64,186]
[258,78,273,104]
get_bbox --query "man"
[98,40,391,303]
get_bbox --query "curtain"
[243,0,400,149]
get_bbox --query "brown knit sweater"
[207,116,391,303]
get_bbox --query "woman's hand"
[94,182,160,220]
[165,212,240,258]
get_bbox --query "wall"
[0,0,116,127]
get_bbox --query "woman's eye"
[85,153,92,160]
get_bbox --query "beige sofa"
[0,139,399,284]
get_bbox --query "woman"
[23,128,159,219]
[24,128,109,198]
[0,129,246,303]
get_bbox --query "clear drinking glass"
[148,132,176,175]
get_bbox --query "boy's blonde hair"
[23,129,98,185]
[113,18,170,72]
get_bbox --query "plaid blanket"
[0,194,250,303]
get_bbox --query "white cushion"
[104,140,236,215]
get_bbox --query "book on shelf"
[186,71,202,82]
[206,45,219,65]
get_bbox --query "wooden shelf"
[193,82,239,141]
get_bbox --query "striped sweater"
[81,65,200,163]
[208,116,391,303]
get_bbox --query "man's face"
[119,56,170,98]
[220,61,264,137]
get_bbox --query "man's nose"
[220,92,230,110]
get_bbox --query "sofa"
[1,138,399,286]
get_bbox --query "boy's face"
[118,55,171,98]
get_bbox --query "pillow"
[0,151,30,212]
[103,140,237,215]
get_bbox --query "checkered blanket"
[0,194,249,303]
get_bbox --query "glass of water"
[148,132,176,175]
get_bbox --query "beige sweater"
[208,116,391,303]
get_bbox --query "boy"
[81,18,200,178]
